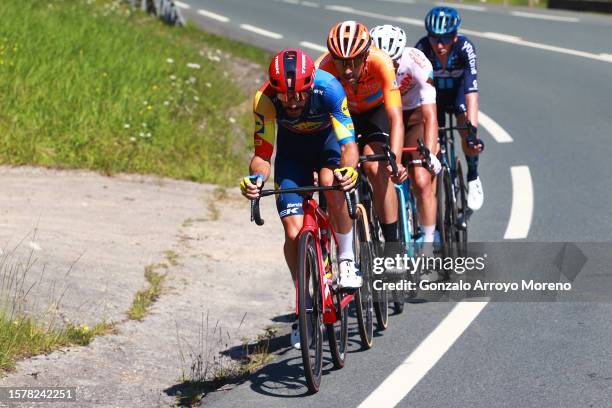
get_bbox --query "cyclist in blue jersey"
[240,49,360,349]
[416,7,485,211]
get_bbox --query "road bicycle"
[368,139,434,314]
[354,139,399,332]
[250,183,363,393]
[437,111,469,259]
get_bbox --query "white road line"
[324,5,612,64]
[300,41,328,53]
[504,166,533,240]
[239,24,283,39]
[481,32,522,43]
[359,302,489,408]
[478,111,513,143]
[511,11,579,22]
[197,9,229,23]
[376,0,416,4]
[301,1,319,7]
[435,2,487,11]
[174,1,191,9]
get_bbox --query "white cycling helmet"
[370,24,407,62]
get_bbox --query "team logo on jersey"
[341,98,349,115]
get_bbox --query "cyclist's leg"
[354,105,399,243]
[404,108,436,243]
[274,129,319,284]
[317,130,352,260]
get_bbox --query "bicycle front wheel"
[455,159,468,256]
[297,231,324,393]
[354,205,374,349]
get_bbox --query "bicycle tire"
[297,231,324,394]
[353,206,374,349]
[326,290,348,369]
[455,159,468,256]
[371,214,389,330]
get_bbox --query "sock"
[381,222,400,242]
[336,230,354,261]
[422,224,436,243]
[466,155,479,182]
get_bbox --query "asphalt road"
[172,1,612,406]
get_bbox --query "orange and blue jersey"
[315,47,403,115]
[252,69,355,160]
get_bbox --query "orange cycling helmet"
[327,21,371,60]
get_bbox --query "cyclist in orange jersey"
[317,20,407,248]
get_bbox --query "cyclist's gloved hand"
[334,167,358,192]
[466,121,484,152]
[429,152,442,175]
[240,174,264,199]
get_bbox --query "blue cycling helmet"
[424,7,461,35]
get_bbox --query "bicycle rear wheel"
[297,231,324,393]
[326,231,348,369]
[436,169,453,264]
[326,291,348,369]
[354,205,374,349]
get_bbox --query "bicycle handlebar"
[250,185,357,226]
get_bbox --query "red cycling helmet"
[268,48,315,94]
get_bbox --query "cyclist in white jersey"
[371,25,441,247]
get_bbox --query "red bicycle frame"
[297,197,354,324]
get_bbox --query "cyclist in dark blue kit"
[416,7,485,211]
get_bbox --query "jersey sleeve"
[373,51,402,110]
[461,37,478,94]
[322,76,356,145]
[410,49,437,106]
[252,85,277,160]
[415,37,428,52]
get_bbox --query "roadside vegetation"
[0,0,269,185]
[0,249,115,373]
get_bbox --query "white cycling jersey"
[396,47,436,111]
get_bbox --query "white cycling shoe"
[467,177,484,211]
[339,259,362,289]
[291,323,301,350]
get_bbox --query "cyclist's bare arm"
[421,102,439,153]
[466,92,479,128]
[249,155,271,182]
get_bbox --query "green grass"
[127,263,167,321]
[0,315,115,372]
[0,0,269,185]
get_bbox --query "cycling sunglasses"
[332,54,366,70]
[428,35,455,44]
[276,90,310,103]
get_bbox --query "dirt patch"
[0,166,292,406]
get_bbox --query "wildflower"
[187,63,201,69]
[130,137,136,142]
[147,105,152,111]
[188,76,196,84]
[123,124,130,129]
[170,75,177,81]
[205,82,212,88]
[193,96,199,101]
[82,325,90,332]
[152,85,159,91]
[139,132,145,137]
[229,117,236,124]
[146,132,152,138]
[163,101,170,106]
[141,123,147,127]
[166,58,174,64]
